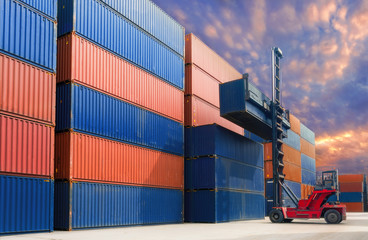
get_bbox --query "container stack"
[0,0,56,234]
[300,123,316,197]
[184,125,265,222]
[54,0,185,230]
[328,174,367,212]
[184,34,244,135]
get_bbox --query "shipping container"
[0,53,56,125]
[301,184,314,199]
[264,143,272,161]
[16,0,57,20]
[265,179,301,204]
[340,182,364,193]
[283,129,301,151]
[185,156,264,192]
[185,34,242,83]
[328,192,363,203]
[301,138,315,159]
[55,132,184,189]
[185,125,263,168]
[185,64,220,107]
[344,202,364,212]
[301,169,316,186]
[57,0,184,90]
[300,123,315,145]
[249,133,265,143]
[264,161,302,182]
[264,143,301,166]
[0,114,54,177]
[339,174,366,183]
[301,154,316,172]
[0,175,53,234]
[99,0,185,56]
[185,190,264,222]
[184,95,244,135]
[57,34,184,123]
[56,83,184,156]
[0,0,56,72]
[289,114,300,135]
[54,181,183,230]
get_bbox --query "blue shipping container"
[185,157,264,192]
[57,0,184,90]
[283,129,301,151]
[0,0,56,72]
[185,190,265,222]
[16,0,57,20]
[265,180,301,199]
[54,181,183,230]
[302,169,316,186]
[56,83,184,156]
[0,175,54,234]
[185,124,263,168]
[328,192,363,203]
[300,123,315,145]
[301,153,316,172]
[100,0,184,56]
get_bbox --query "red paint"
[184,95,244,135]
[0,54,55,125]
[0,114,54,177]
[339,174,365,183]
[343,202,363,212]
[55,132,184,189]
[185,33,242,83]
[339,182,363,193]
[57,33,184,123]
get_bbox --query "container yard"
[0,0,367,239]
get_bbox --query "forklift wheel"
[283,219,293,223]
[269,209,284,223]
[324,209,341,224]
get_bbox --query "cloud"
[250,0,266,42]
[204,25,218,38]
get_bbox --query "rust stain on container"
[0,54,56,125]
[300,138,315,159]
[57,33,183,123]
[0,114,54,177]
[55,132,184,189]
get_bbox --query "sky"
[153,0,368,175]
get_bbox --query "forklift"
[268,47,346,224]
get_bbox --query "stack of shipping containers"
[0,0,57,234]
[184,34,264,222]
[264,114,316,214]
[54,0,185,230]
[328,174,367,212]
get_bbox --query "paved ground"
[2,213,368,240]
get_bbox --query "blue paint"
[283,129,301,151]
[57,0,184,90]
[185,190,265,222]
[300,123,315,145]
[16,0,57,20]
[56,83,184,156]
[302,169,316,185]
[265,180,301,200]
[0,0,57,72]
[328,192,363,203]
[185,156,264,192]
[0,175,54,234]
[54,181,183,229]
[301,154,316,172]
[185,125,263,168]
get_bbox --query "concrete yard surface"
[3,213,368,240]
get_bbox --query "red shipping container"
[185,64,220,107]
[339,174,365,183]
[0,53,56,125]
[184,95,244,135]
[0,114,54,177]
[301,138,315,159]
[57,33,184,123]
[289,114,300,135]
[343,202,364,212]
[185,33,242,83]
[340,182,363,192]
[55,132,184,189]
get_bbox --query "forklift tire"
[283,219,293,223]
[269,209,284,223]
[324,209,341,224]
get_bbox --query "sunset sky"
[154,0,368,175]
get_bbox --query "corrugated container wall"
[300,123,315,145]
[16,0,57,20]
[0,175,54,234]
[54,181,183,230]
[57,0,184,90]
[57,34,183,122]
[55,132,184,189]
[0,0,57,72]
[56,83,184,156]
[0,53,56,125]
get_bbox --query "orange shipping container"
[301,184,314,199]
[0,114,54,177]
[185,64,220,107]
[339,174,365,183]
[264,143,272,161]
[57,33,184,123]
[0,53,55,125]
[343,202,364,212]
[264,161,302,183]
[263,143,301,166]
[301,138,315,159]
[289,114,301,135]
[184,95,244,135]
[339,182,364,192]
[185,33,242,83]
[55,132,184,189]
